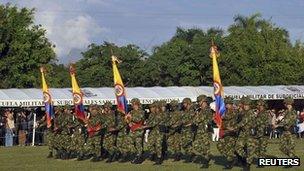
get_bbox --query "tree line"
[1,4,304,89]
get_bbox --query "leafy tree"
[0,4,56,88]
[144,27,223,86]
[220,13,304,85]
[76,42,147,87]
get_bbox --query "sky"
[1,0,304,63]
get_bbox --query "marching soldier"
[191,95,213,168]
[167,100,183,161]
[180,98,195,162]
[235,97,257,169]
[255,99,269,160]
[102,102,119,163]
[278,97,298,161]
[128,98,145,164]
[145,101,163,164]
[217,97,239,169]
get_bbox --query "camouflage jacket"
[281,109,297,132]
[193,107,213,131]
[236,109,256,137]
[256,110,269,137]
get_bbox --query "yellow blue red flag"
[210,44,226,131]
[69,65,86,122]
[40,67,54,128]
[112,55,128,114]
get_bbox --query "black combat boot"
[184,153,195,163]
[131,154,144,164]
[243,163,251,171]
[91,154,100,162]
[154,157,163,165]
[106,152,115,163]
[201,157,210,169]
[77,153,84,161]
[150,153,157,161]
[173,153,181,161]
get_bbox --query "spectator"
[17,110,28,146]
[0,111,6,146]
[5,109,15,147]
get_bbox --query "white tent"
[0,85,304,107]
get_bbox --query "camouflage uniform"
[181,98,195,156]
[191,95,213,167]
[145,102,163,162]
[235,97,257,166]
[56,108,74,159]
[128,98,145,164]
[102,102,118,162]
[217,97,238,169]
[255,99,269,158]
[83,106,104,160]
[116,111,132,160]
[279,97,297,158]
[167,100,183,161]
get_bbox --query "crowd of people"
[37,95,301,170]
[0,108,45,146]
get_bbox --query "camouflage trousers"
[56,132,72,152]
[83,136,101,156]
[104,133,117,154]
[256,136,268,158]
[181,129,194,155]
[235,136,257,164]
[46,131,55,153]
[217,136,237,162]
[117,130,134,154]
[191,131,211,160]
[279,132,296,157]
[129,130,144,155]
[167,131,182,154]
[70,132,85,153]
[146,129,162,158]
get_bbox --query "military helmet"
[169,100,179,107]
[64,104,72,110]
[242,97,251,105]
[257,99,266,106]
[103,101,112,108]
[182,98,192,104]
[224,97,234,104]
[131,98,141,105]
[158,100,167,107]
[197,95,207,102]
[149,101,158,108]
[284,97,294,105]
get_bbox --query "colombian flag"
[210,44,226,136]
[69,65,86,122]
[40,67,54,128]
[112,55,128,114]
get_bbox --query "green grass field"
[0,139,303,171]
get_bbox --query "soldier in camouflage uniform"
[217,97,239,169]
[102,102,119,163]
[191,95,213,168]
[235,97,257,169]
[255,99,269,159]
[128,98,145,164]
[56,106,74,159]
[116,106,133,162]
[44,107,60,158]
[83,105,104,162]
[145,101,164,164]
[158,100,171,161]
[167,100,183,161]
[278,97,298,161]
[180,98,195,162]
